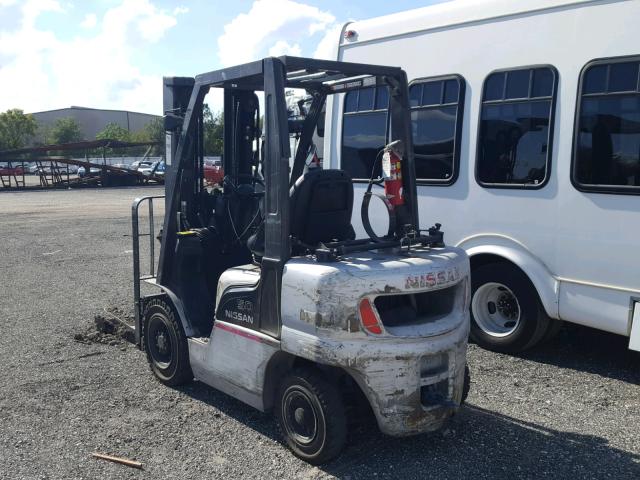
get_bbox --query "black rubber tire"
[541,318,564,344]
[461,363,471,405]
[142,298,193,387]
[275,369,347,465]
[470,263,550,353]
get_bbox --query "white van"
[324,0,640,353]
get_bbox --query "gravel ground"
[0,187,638,480]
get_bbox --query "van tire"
[276,369,347,465]
[143,298,193,386]
[470,263,550,353]
[541,319,564,344]
[461,364,471,404]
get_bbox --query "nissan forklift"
[132,56,470,464]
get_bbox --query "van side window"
[477,67,557,188]
[410,75,465,184]
[341,86,388,179]
[573,57,640,194]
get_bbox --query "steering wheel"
[223,174,265,243]
[223,174,265,198]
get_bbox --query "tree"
[144,117,164,145]
[203,104,223,156]
[95,122,131,142]
[131,117,165,155]
[0,109,37,150]
[45,117,83,145]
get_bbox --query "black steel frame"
[152,55,416,339]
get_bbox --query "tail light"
[359,298,383,335]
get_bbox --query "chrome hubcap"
[282,388,318,445]
[472,282,522,337]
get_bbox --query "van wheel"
[461,364,471,404]
[542,319,564,343]
[470,263,549,353]
[143,298,193,386]
[276,369,347,465]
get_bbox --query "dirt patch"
[74,306,135,346]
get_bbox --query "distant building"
[30,106,160,143]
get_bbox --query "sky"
[0,0,450,115]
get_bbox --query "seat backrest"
[289,169,355,246]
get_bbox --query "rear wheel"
[143,298,193,386]
[542,318,564,343]
[275,369,347,465]
[461,364,471,404]
[470,263,550,353]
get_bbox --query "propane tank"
[382,140,405,207]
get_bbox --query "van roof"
[340,0,612,47]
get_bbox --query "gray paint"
[30,106,160,143]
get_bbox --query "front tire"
[143,298,193,386]
[276,369,347,465]
[470,263,550,353]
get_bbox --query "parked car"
[130,160,154,172]
[204,158,224,185]
[77,166,101,178]
[53,164,78,174]
[134,161,166,183]
[33,165,63,175]
[152,161,165,177]
[137,162,157,176]
[0,165,25,175]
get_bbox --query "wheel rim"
[282,386,319,446]
[472,282,521,337]
[147,314,173,369]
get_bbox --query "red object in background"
[204,161,224,185]
[382,142,404,207]
[0,165,24,176]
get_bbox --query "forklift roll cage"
[130,58,471,462]
[141,56,418,343]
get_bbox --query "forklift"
[132,56,470,464]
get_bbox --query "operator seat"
[247,169,355,258]
[289,168,355,248]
